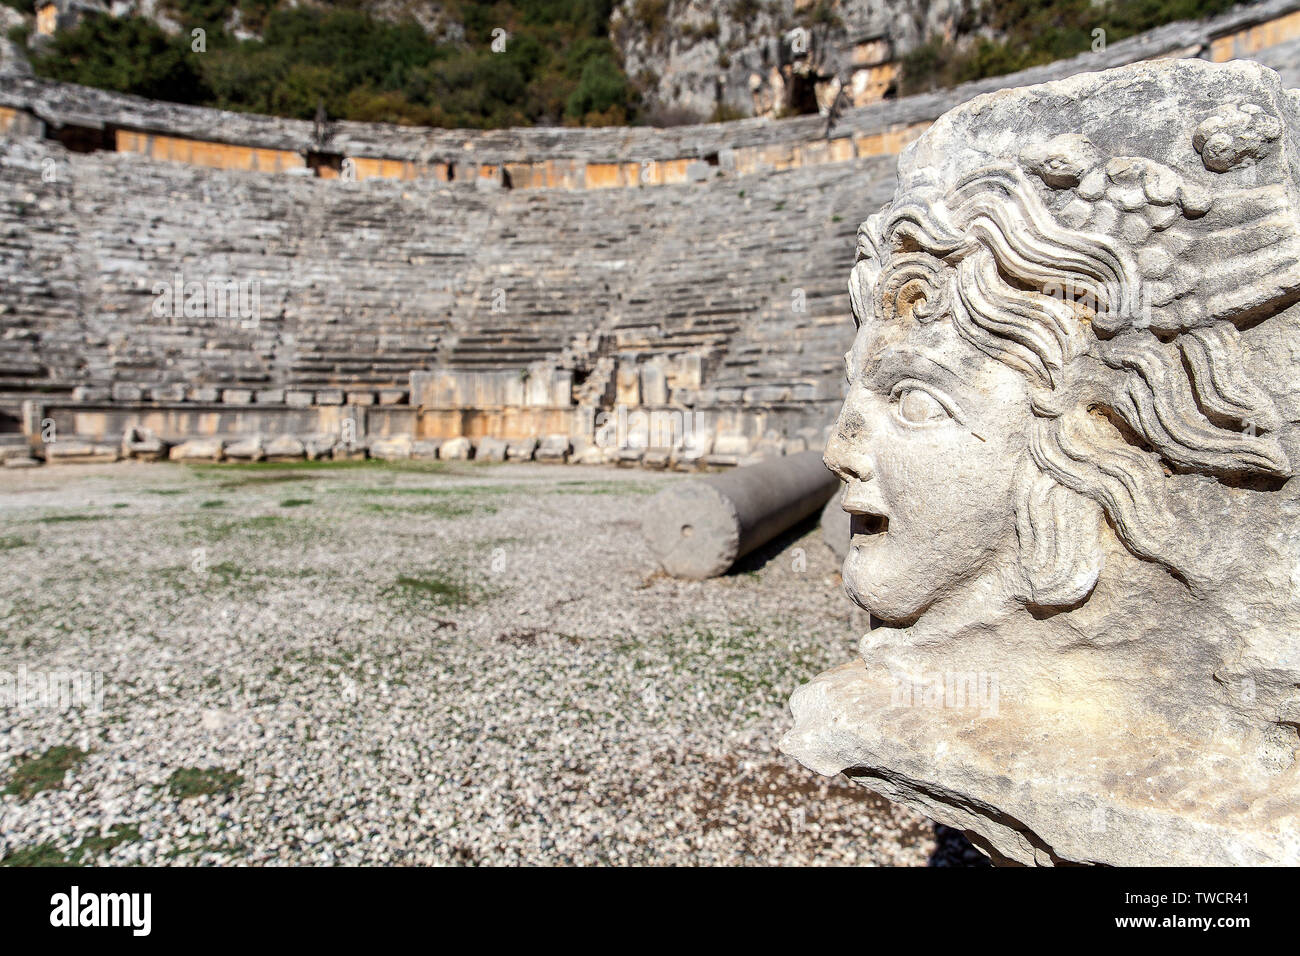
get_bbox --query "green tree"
[30,15,204,103]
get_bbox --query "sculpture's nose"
[823,406,873,485]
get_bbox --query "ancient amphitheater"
[3,0,1300,468]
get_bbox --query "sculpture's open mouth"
[850,512,888,537]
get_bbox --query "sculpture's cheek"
[842,439,1014,621]
[839,357,1031,622]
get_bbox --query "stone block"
[315,390,344,406]
[475,437,509,463]
[256,388,285,404]
[378,389,408,406]
[122,426,168,461]
[712,434,752,457]
[346,391,376,406]
[169,439,224,462]
[264,435,305,460]
[640,364,669,406]
[0,444,33,463]
[641,448,671,469]
[615,364,640,406]
[45,441,119,464]
[150,384,187,403]
[303,435,336,461]
[222,389,254,405]
[333,442,368,461]
[188,387,220,403]
[369,436,412,461]
[285,391,314,408]
[111,383,143,402]
[71,386,110,403]
[224,436,264,461]
[743,386,791,404]
[687,160,712,182]
[411,439,443,460]
[535,434,571,463]
[438,436,472,460]
[506,438,537,462]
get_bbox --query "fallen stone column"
[641,450,839,579]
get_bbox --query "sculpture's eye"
[893,384,951,425]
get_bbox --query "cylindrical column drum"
[641,450,840,579]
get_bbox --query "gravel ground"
[0,459,985,866]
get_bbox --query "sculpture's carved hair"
[852,157,1294,606]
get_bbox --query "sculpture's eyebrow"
[861,347,966,390]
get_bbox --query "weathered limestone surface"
[783,59,1300,865]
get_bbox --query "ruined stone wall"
[4,0,1300,466]
[0,130,896,461]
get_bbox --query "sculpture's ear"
[1014,463,1104,610]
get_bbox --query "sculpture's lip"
[841,483,888,526]
[844,484,889,540]
[850,512,888,537]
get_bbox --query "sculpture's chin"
[841,546,930,625]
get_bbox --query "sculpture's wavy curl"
[854,156,1293,595]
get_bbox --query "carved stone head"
[789,59,1300,865]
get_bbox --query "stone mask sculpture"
[782,58,1300,865]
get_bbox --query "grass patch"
[161,558,310,593]
[190,459,414,475]
[71,824,141,863]
[204,561,246,584]
[199,499,226,508]
[38,513,109,523]
[0,843,66,867]
[388,571,478,607]
[214,474,323,489]
[2,823,143,866]
[553,479,664,495]
[279,498,313,508]
[0,535,30,550]
[184,514,295,542]
[346,483,524,497]
[167,766,243,800]
[363,501,494,518]
[3,746,89,800]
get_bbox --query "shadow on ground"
[725,510,825,576]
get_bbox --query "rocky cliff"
[610,0,987,122]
